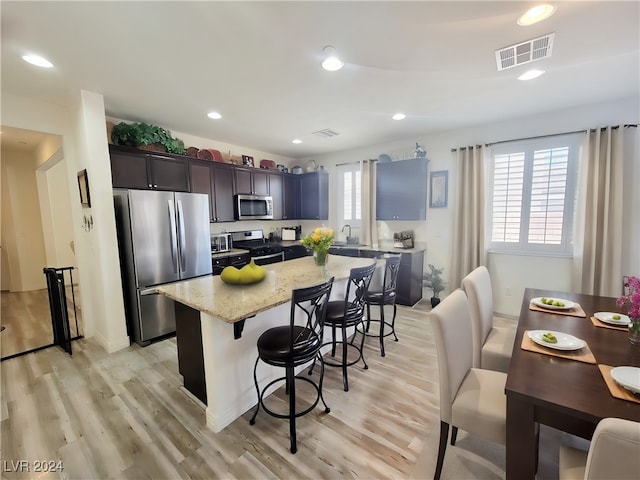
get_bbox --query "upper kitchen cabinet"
[376,158,428,220]
[110,145,190,192]
[298,171,328,220]
[234,167,269,195]
[269,172,284,220]
[189,159,235,223]
[282,174,298,220]
[211,164,235,222]
[268,171,297,220]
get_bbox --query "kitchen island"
[156,255,376,433]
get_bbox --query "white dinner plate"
[531,297,575,311]
[527,330,586,351]
[610,366,640,394]
[594,311,631,326]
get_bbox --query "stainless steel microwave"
[234,194,273,220]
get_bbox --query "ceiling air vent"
[312,129,341,138]
[495,33,555,71]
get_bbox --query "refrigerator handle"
[168,200,178,273]
[177,199,186,272]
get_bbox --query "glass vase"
[629,317,640,345]
[313,249,328,267]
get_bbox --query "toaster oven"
[211,233,232,253]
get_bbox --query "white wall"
[1,92,124,351]
[309,96,640,316]
[47,159,77,270]
[0,147,48,291]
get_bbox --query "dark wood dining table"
[505,288,640,480]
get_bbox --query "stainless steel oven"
[234,194,273,220]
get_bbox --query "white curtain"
[360,159,378,247]
[450,145,487,290]
[572,125,633,296]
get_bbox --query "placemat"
[529,301,587,318]
[590,316,629,331]
[597,364,640,404]
[521,331,596,364]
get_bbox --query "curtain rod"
[451,124,638,152]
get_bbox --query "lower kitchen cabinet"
[396,250,424,306]
[211,252,250,275]
[282,244,309,261]
[339,248,424,306]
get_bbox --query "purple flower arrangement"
[617,276,640,319]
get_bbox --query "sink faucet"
[341,224,351,239]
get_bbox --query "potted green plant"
[424,264,446,308]
[111,122,185,154]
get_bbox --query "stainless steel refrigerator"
[114,190,212,346]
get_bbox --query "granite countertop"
[331,241,426,254]
[156,255,376,323]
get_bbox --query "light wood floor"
[1,286,82,359]
[0,301,564,479]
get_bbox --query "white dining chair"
[559,417,640,480]
[461,266,516,373]
[428,289,507,480]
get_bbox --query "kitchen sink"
[332,241,363,247]
[332,237,362,247]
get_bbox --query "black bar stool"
[361,254,401,357]
[319,263,377,392]
[249,277,334,454]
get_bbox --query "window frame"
[487,134,581,256]
[336,162,362,228]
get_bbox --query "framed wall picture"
[77,169,91,207]
[429,170,448,208]
[241,155,254,167]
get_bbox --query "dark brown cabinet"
[211,252,250,275]
[189,160,235,223]
[110,144,329,222]
[211,164,235,222]
[109,145,190,192]
[235,168,269,195]
[282,174,298,220]
[269,172,284,220]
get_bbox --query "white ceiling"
[1,1,638,159]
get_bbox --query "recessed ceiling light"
[321,46,344,72]
[22,54,53,68]
[392,113,406,120]
[207,111,222,120]
[292,139,302,144]
[518,69,545,80]
[517,4,556,26]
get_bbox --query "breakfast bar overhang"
[156,255,376,432]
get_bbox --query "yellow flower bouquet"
[301,226,334,266]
